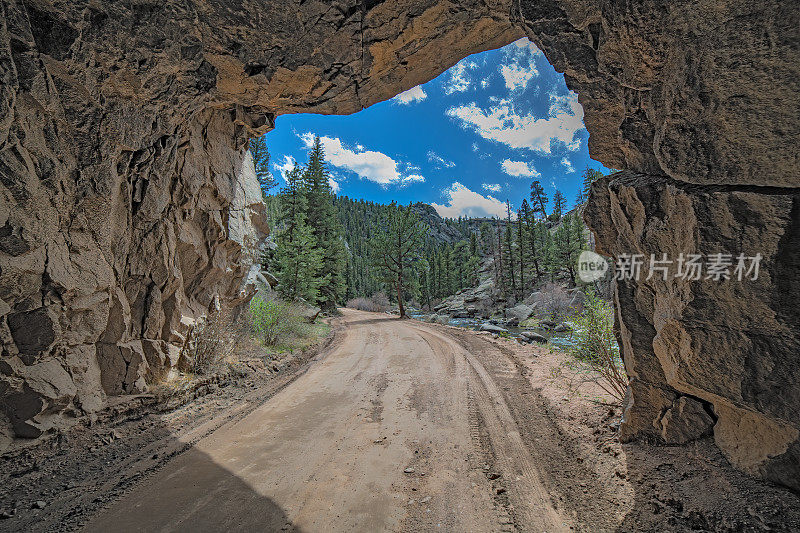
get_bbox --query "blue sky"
[265,38,610,219]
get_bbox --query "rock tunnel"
[0,0,797,490]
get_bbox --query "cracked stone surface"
[0,0,798,489]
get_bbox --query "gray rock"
[658,397,715,445]
[553,323,572,333]
[506,304,534,323]
[479,323,508,334]
[520,331,547,344]
[430,314,449,325]
[568,291,585,312]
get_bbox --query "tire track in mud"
[446,327,623,531]
[405,321,568,532]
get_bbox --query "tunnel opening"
[0,0,797,504]
[255,35,620,397]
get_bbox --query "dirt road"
[83,310,574,532]
[6,309,798,532]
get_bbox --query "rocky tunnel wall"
[0,0,798,488]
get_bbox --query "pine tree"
[551,212,586,286]
[552,190,567,221]
[419,263,433,311]
[495,217,505,297]
[304,136,347,311]
[504,202,517,299]
[443,245,455,295]
[519,200,542,280]
[453,240,470,292]
[576,167,604,205]
[275,165,322,301]
[516,207,526,294]
[370,203,426,318]
[530,180,548,220]
[249,135,278,194]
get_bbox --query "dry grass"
[346,292,390,313]
[180,306,250,376]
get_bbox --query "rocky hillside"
[410,203,469,244]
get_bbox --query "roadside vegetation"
[254,133,623,403]
[346,292,390,313]
[173,287,328,385]
[563,289,627,402]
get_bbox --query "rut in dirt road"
[82,310,611,532]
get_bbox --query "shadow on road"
[84,444,304,532]
[0,410,304,533]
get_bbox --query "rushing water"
[408,313,577,349]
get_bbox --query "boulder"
[431,314,450,325]
[587,172,800,490]
[553,323,571,333]
[540,320,557,329]
[520,331,547,344]
[479,323,508,334]
[506,304,534,323]
[568,291,585,313]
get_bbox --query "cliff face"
[585,173,800,490]
[0,0,798,487]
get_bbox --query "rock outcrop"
[586,172,800,490]
[0,0,797,490]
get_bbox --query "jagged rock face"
[586,172,800,490]
[0,0,797,488]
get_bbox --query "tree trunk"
[397,278,405,318]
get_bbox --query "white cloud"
[431,182,511,219]
[445,91,584,154]
[482,183,502,193]
[501,159,540,178]
[500,63,537,92]
[299,132,423,187]
[498,38,541,92]
[510,37,544,55]
[561,157,575,173]
[328,176,341,194]
[394,85,427,105]
[471,143,480,152]
[444,60,479,95]
[272,155,297,182]
[403,174,425,184]
[427,150,455,169]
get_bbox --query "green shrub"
[565,288,628,401]
[249,293,306,346]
